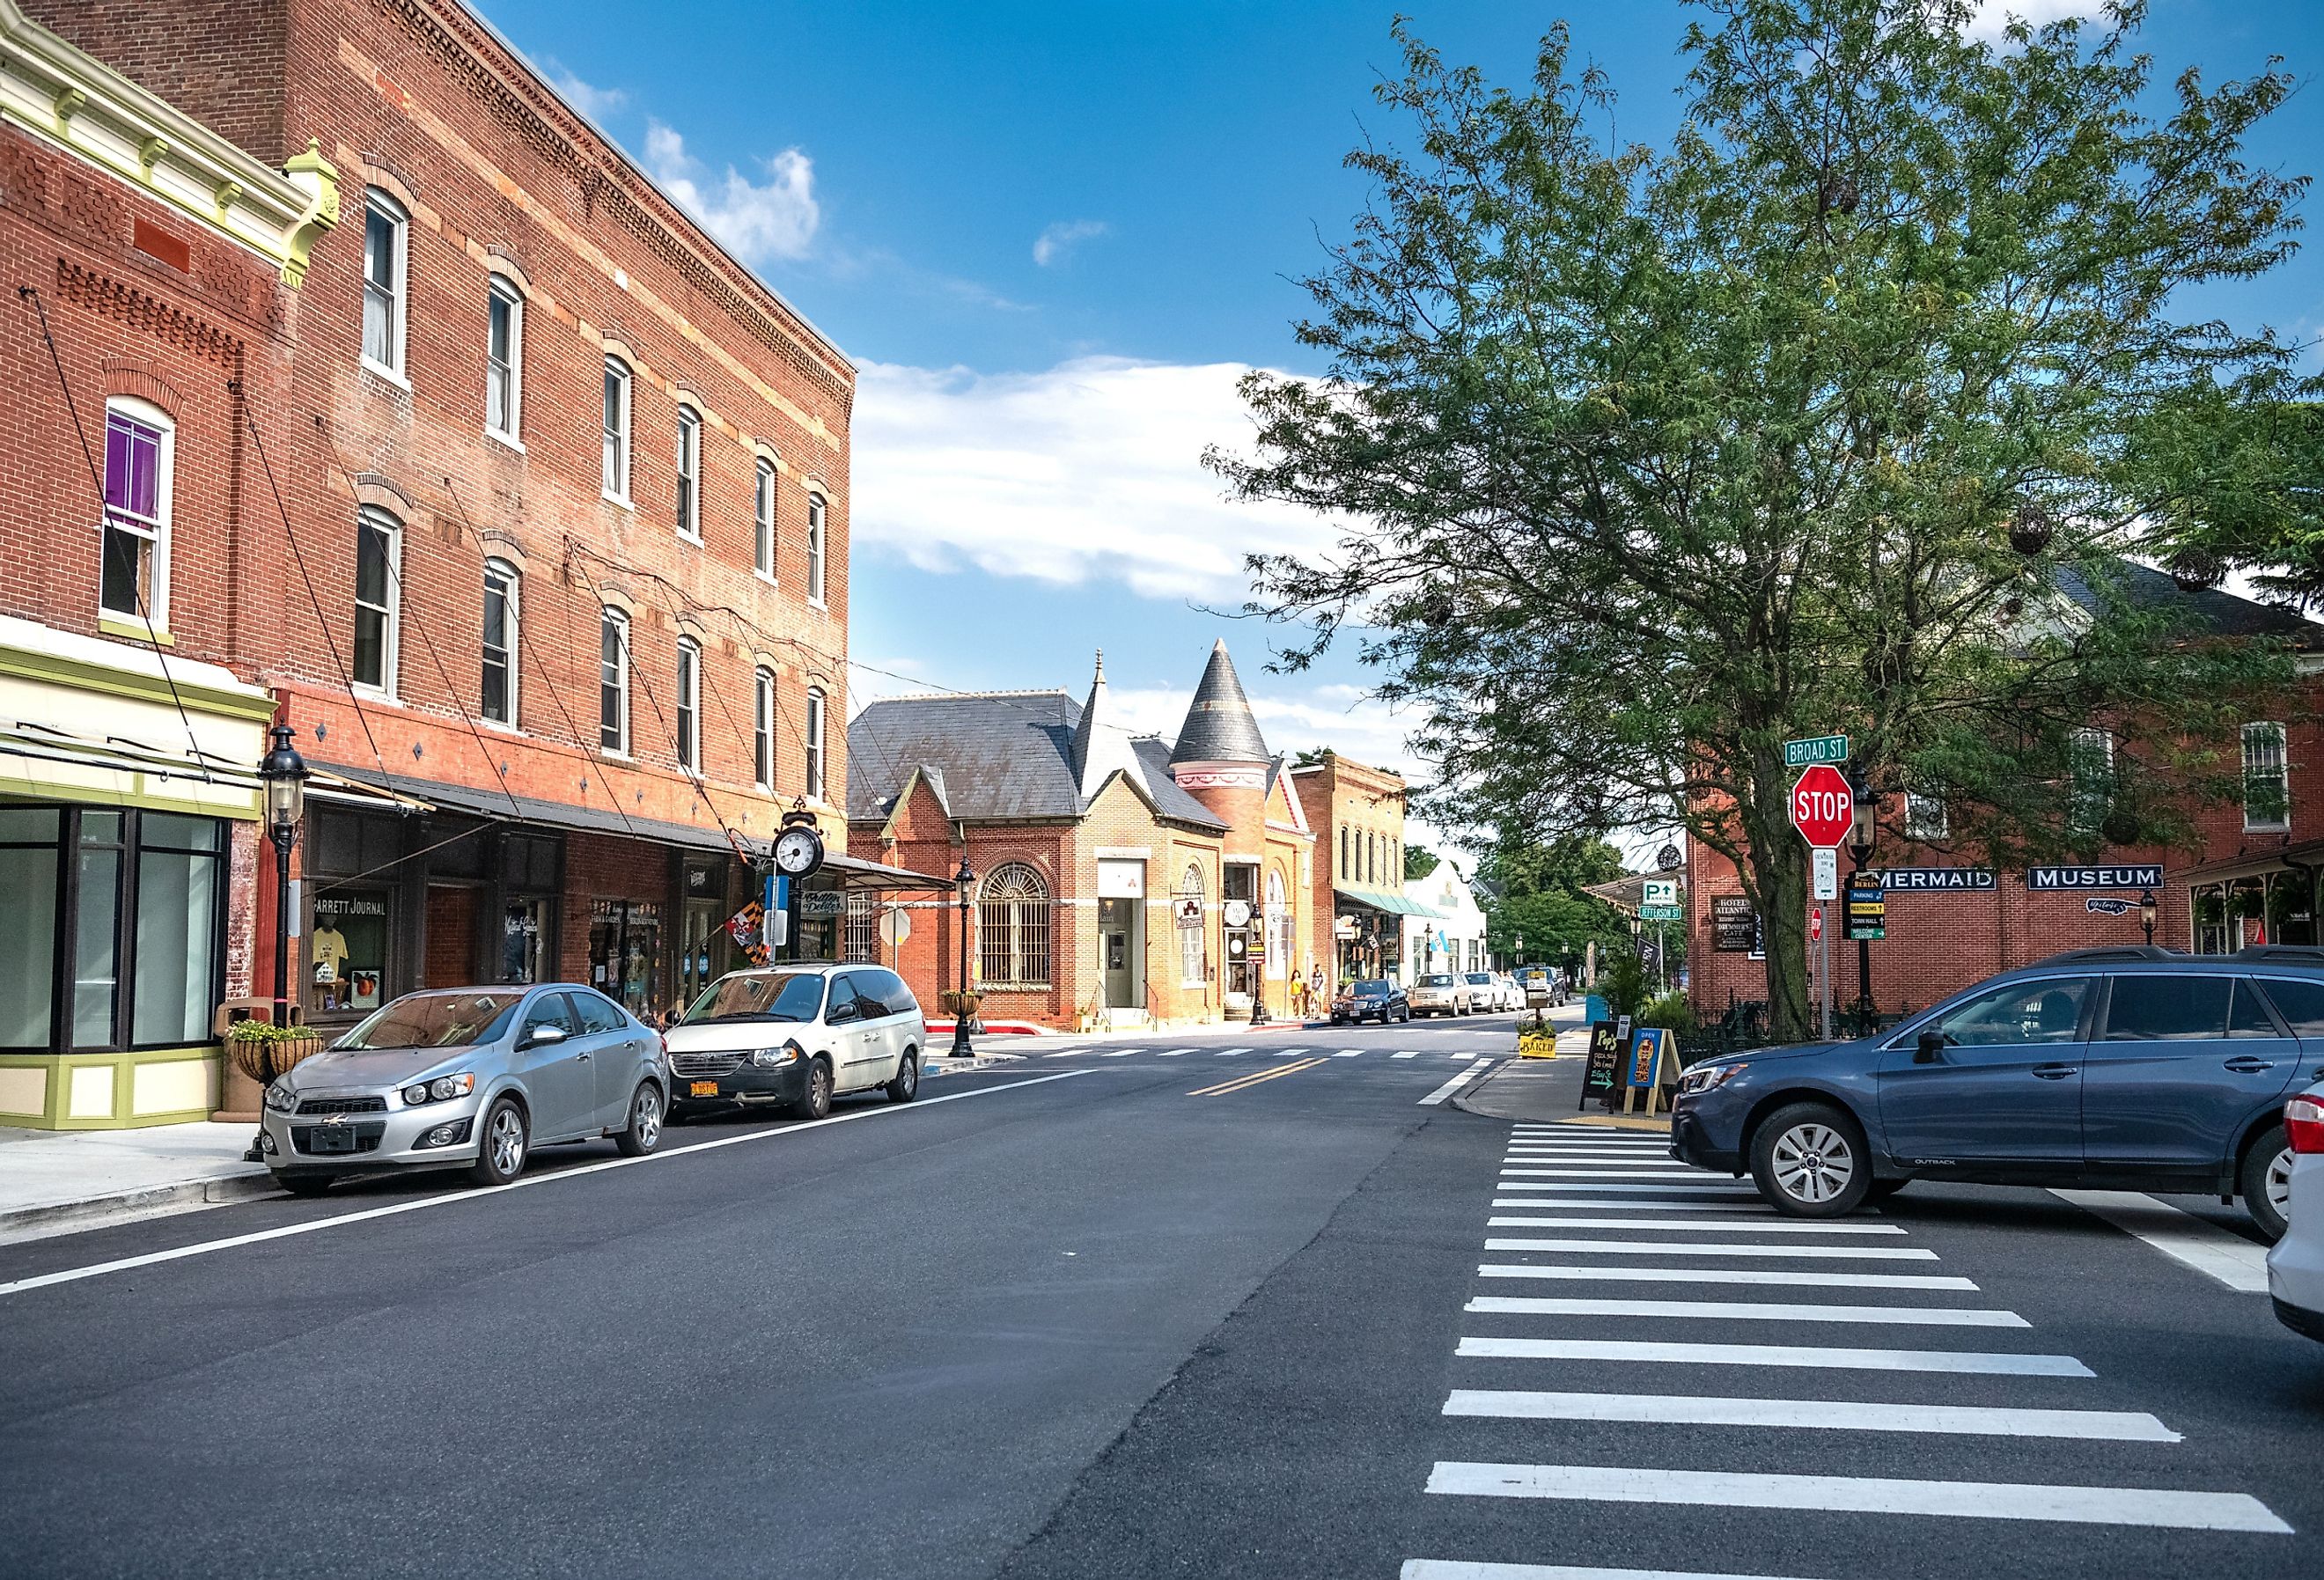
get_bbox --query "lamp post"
[1847,765,1879,1024]
[952,858,976,1060]
[257,724,309,1028]
[2139,888,2159,946]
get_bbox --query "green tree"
[1405,844,1442,880]
[1215,1,2303,1037]
[1479,835,1631,969]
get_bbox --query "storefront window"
[134,813,222,1045]
[590,899,664,1018]
[502,897,548,983]
[0,808,61,1047]
[310,889,391,1015]
[73,812,123,1047]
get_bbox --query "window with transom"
[978,863,1050,987]
[100,399,172,629]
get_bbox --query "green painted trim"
[0,1047,221,1128]
[0,777,261,819]
[0,642,277,722]
[94,614,176,647]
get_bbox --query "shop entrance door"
[1099,897,1142,1010]
[588,900,665,1021]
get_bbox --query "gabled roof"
[1069,652,1142,802]
[2056,561,2324,645]
[1172,640,1271,765]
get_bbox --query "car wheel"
[1750,1101,1872,1218]
[614,1081,663,1157]
[886,1049,920,1104]
[2239,1124,2291,1242]
[789,1055,833,1121]
[470,1097,528,1187]
[276,1174,333,1197]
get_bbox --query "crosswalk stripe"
[1277,1047,1311,1056]
[1335,1050,1364,1057]
[1423,1462,2290,1532]
[1507,1143,1671,1153]
[1494,1181,1756,1195]
[1494,1199,1772,1212]
[1506,1156,1688,1165]
[1465,1296,2025,1327]
[1044,1049,1085,1058]
[1456,1335,2088,1376]
[1401,1562,1810,1580]
[1488,1216,1906,1235]
[1444,1389,2171,1440]
[1485,1238,1939,1261]
[1217,1047,1252,1056]
[1103,1049,1135,1057]
[1394,1051,1420,1059]
[2050,1188,2272,1294]
[1502,1170,1718,1180]
[1422,1059,1497,1106]
[1480,1264,1979,1290]
[1158,1048,1192,1057]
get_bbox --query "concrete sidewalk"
[0,1122,276,1245]
[1453,1025,1673,1133]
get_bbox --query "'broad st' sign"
[1783,734,1849,768]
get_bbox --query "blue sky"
[476,0,2324,854]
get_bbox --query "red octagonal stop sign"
[1791,762,1854,849]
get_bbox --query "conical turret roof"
[1171,640,1270,765]
[1070,650,1141,802]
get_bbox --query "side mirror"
[827,1003,858,1025]
[1915,1030,1944,1064]
[525,1023,568,1049]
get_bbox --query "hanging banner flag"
[724,900,771,965]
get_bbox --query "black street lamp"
[2139,888,2159,946]
[1847,766,1879,1021]
[257,724,308,1028]
[951,857,976,1061]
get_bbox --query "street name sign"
[1784,734,1849,768]
[1638,904,1684,922]
[1790,763,1854,848]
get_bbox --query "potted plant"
[939,988,981,1019]
[223,1018,326,1084]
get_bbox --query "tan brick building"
[848,644,1317,1030]
[1290,752,1436,985]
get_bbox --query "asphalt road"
[1,1011,2320,1579]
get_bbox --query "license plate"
[310,1128,357,1154]
[689,1080,720,1098]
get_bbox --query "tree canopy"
[1214,0,2307,1036]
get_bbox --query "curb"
[0,1169,278,1242]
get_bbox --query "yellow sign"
[1519,1025,1559,1060]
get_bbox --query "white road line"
[1423,1462,2289,1533]
[0,1070,1094,1301]
[1158,1048,1192,1057]
[1502,1170,1728,1180]
[1102,1049,1136,1058]
[2051,1188,2271,1293]
[1276,1047,1311,1056]
[1393,1051,1420,1059]
[1505,1157,1689,1166]
[1444,1389,2171,1441]
[1485,1238,1939,1261]
[1217,1047,1252,1056]
[1422,1059,1497,1106]
[1488,1216,1906,1235]
[1044,1049,1086,1058]
[1494,1199,1772,1212]
[1456,1336,2088,1376]
[1335,1050,1364,1058]
[1496,1181,1757,1195]
[1465,1296,2026,1327]
[1402,1562,1812,1580]
[1480,1264,1979,1291]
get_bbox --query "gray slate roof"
[2056,560,2324,644]
[1171,640,1272,765]
[849,692,1227,831]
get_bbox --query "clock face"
[774,827,823,876]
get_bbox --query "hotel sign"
[1864,867,1996,892]
[2026,865,2163,891]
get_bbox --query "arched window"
[675,406,702,540]
[481,558,518,724]
[601,355,631,499]
[100,397,173,629]
[753,666,775,790]
[805,686,827,800]
[1338,825,1348,880]
[353,504,401,694]
[362,188,407,375]
[486,277,523,439]
[806,491,827,604]
[599,608,629,753]
[1178,863,1205,986]
[1265,869,1290,981]
[978,863,1050,987]
[674,636,702,773]
[754,456,777,578]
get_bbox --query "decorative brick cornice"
[57,260,241,367]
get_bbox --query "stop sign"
[1790,763,1854,849]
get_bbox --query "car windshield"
[682,972,828,1025]
[1465,974,1492,984]
[338,991,526,1050]
[1352,980,1391,995]
[1422,974,1456,986]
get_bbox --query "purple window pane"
[104,414,160,520]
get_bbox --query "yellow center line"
[1189,1056,1330,1097]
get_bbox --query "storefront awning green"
[1332,884,1442,919]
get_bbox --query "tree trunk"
[1742,754,1813,1041]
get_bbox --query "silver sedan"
[259,984,668,1195]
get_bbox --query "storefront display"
[310,889,389,1014]
[502,896,548,983]
[590,898,664,1018]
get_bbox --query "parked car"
[1671,945,2320,1238]
[1514,966,1568,1008]
[259,984,667,1195]
[665,963,924,1122]
[1333,978,1410,1025]
[2268,1085,2324,1341]
[1464,971,1508,1011]
[1411,973,1472,1018]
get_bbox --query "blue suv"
[1671,946,2320,1238]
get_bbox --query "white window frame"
[599,609,630,756]
[754,456,777,581]
[481,557,520,726]
[362,189,408,380]
[805,686,826,801]
[753,666,775,790]
[2070,727,2114,834]
[2243,721,2291,833]
[806,491,827,606]
[353,505,401,696]
[1179,863,1206,987]
[675,406,702,542]
[1903,789,1947,842]
[601,355,632,503]
[485,278,523,444]
[675,636,702,774]
[99,396,173,631]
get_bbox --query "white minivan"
[663,963,926,1121]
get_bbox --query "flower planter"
[225,1029,325,1084]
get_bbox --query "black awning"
[315,764,762,857]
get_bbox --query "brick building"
[3,0,878,1124]
[847,644,1316,1031]
[1290,751,1438,984]
[1685,566,2324,1024]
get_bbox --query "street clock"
[772,809,826,878]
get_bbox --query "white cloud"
[644,120,820,265]
[1961,1,2103,41]
[1033,219,1109,267]
[853,356,1342,601]
[544,62,628,123]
